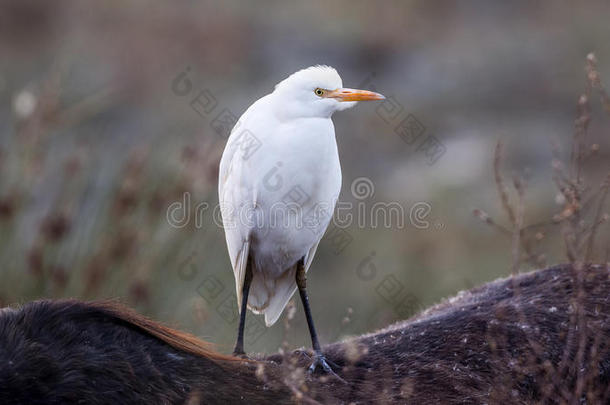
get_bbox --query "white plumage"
[219,65,384,328]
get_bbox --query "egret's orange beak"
[326,88,385,102]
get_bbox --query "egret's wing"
[219,95,279,315]
[219,172,253,311]
[218,127,240,195]
[219,127,255,312]
[262,241,320,326]
[303,240,320,272]
[219,95,268,192]
[233,240,250,312]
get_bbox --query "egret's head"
[273,65,385,119]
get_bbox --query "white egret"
[219,65,384,374]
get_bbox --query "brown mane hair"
[85,300,237,363]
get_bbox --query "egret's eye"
[314,88,325,97]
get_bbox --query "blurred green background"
[1,1,609,354]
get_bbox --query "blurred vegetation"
[0,1,609,354]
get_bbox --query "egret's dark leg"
[295,257,342,378]
[233,256,253,356]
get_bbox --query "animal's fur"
[1,263,608,404]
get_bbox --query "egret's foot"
[307,352,346,383]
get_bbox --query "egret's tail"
[247,266,297,327]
